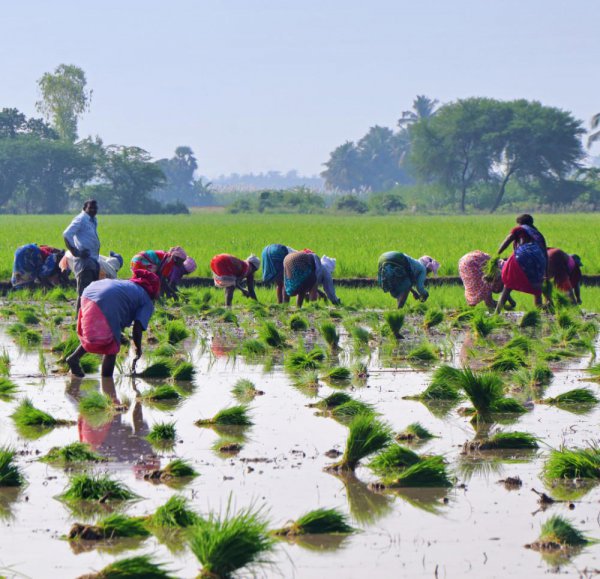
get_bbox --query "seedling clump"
[60,473,137,503]
[0,447,25,487]
[273,507,354,536]
[526,515,589,552]
[80,555,174,579]
[147,495,200,528]
[41,442,105,464]
[396,422,435,442]
[195,405,253,427]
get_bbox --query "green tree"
[397,95,439,128]
[36,64,91,142]
[587,112,600,148]
[321,141,363,191]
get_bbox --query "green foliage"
[330,400,374,422]
[323,366,352,383]
[289,314,308,331]
[520,309,541,328]
[397,422,435,441]
[274,508,354,536]
[368,444,421,476]
[542,388,598,408]
[83,513,150,539]
[240,339,267,357]
[139,359,174,379]
[60,473,137,502]
[17,310,39,325]
[320,322,340,349]
[141,385,181,401]
[350,326,371,346]
[85,555,174,579]
[12,398,58,426]
[196,405,253,426]
[415,365,463,401]
[423,309,444,329]
[537,515,589,547]
[147,422,177,443]
[472,312,500,338]
[473,431,539,450]
[188,502,275,577]
[384,311,404,338]
[172,362,195,381]
[0,378,18,400]
[385,456,452,488]
[489,348,527,372]
[312,392,353,409]
[79,391,112,414]
[166,320,190,344]
[0,447,25,487]
[148,495,200,528]
[285,348,325,372]
[454,368,507,421]
[259,321,286,348]
[163,458,198,478]
[543,447,600,480]
[41,442,104,464]
[232,379,261,402]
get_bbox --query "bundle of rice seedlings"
[79,354,101,373]
[351,326,371,346]
[368,444,421,476]
[488,397,527,414]
[471,311,499,338]
[384,311,404,339]
[483,257,501,282]
[46,287,69,302]
[322,366,352,384]
[520,309,541,328]
[320,322,340,349]
[140,385,181,401]
[0,349,10,376]
[60,473,137,502]
[407,342,438,362]
[453,368,505,422]
[80,555,174,579]
[396,422,435,442]
[272,508,354,536]
[195,405,253,427]
[147,495,201,529]
[17,310,39,325]
[285,348,325,372]
[151,343,178,358]
[289,314,308,331]
[384,456,452,488]
[53,331,80,359]
[212,437,244,456]
[240,339,267,357]
[41,442,104,464]
[585,364,600,382]
[0,447,25,487]
[144,459,198,483]
[11,398,70,427]
[505,335,535,354]
[330,400,375,422]
[543,447,600,480]
[166,320,190,344]
[557,311,578,330]
[309,392,353,410]
[513,364,554,390]
[526,515,589,551]
[489,349,527,373]
[407,365,462,401]
[79,391,113,414]
[352,362,369,380]
[423,309,444,329]
[292,371,320,395]
[463,431,539,452]
[259,321,286,348]
[172,362,195,381]
[232,379,264,402]
[139,359,174,379]
[221,310,238,324]
[0,378,18,400]
[325,414,393,471]
[68,513,150,541]
[541,388,599,408]
[147,422,177,444]
[188,502,274,578]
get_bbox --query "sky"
[2,0,599,177]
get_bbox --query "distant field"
[1,213,599,279]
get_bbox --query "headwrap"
[571,254,583,268]
[246,255,260,271]
[321,255,337,274]
[169,246,187,261]
[109,251,124,269]
[130,269,161,300]
[418,255,440,276]
[183,257,197,273]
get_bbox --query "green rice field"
[1,213,599,279]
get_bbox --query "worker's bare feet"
[66,354,85,377]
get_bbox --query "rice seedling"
[68,513,150,541]
[81,555,174,579]
[232,379,263,402]
[285,348,325,372]
[79,353,101,373]
[489,348,527,372]
[352,362,369,379]
[0,447,25,487]
[322,366,352,384]
[309,392,353,410]
[463,431,539,451]
[53,331,80,360]
[384,311,404,339]
[383,456,452,488]
[406,364,463,401]
[526,515,589,551]
[166,319,190,344]
[320,322,340,350]
[396,422,436,442]
[368,444,421,476]
[11,398,69,427]
[195,405,253,427]
[350,326,371,346]
[151,343,178,358]
[0,349,10,376]
[40,442,105,464]
[407,342,438,362]
[172,361,195,381]
[325,414,393,472]
[188,501,274,578]
[543,447,600,480]
[140,385,181,401]
[259,321,286,348]
[0,377,18,400]
[46,287,69,302]
[289,314,308,331]
[139,359,174,379]
[483,256,501,282]
[221,310,238,324]
[272,508,354,536]
[557,311,578,330]
[520,309,541,328]
[584,364,600,382]
[147,495,200,528]
[147,422,177,444]
[292,370,320,395]
[330,400,375,422]
[540,388,599,408]
[471,311,500,338]
[504,335,535,354]
[513,363,553,390]
[17,310,39,325]
[60,473,137,502]
[161,458,198,478]
[423,308,444,329]
[240,338,268,357]
[212,437,244,456]
[79,391,113,414]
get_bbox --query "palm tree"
[397,95,439,128]
[588,113,600,148]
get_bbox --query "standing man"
[63,199,100,312]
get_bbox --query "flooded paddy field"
[0,289,599,578]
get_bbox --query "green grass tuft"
[330,400,375,422]
[147,422,177,443]
[471,311,500,338]
[273,507,354,536]
[172,362,195,381]
[537,515,589,547]
[543,447,600,480]
[386,456,452,488]
[384,311,405,338]
[240,339,268,357]
[520,309,541,328]
[285,348,325,372]
[542,388,599,407]
[413,365,463,401]
[79,391,112,414]
[166,320,190,344]
[41,442,104,464]
[407,342,438,362]
[0,377,18,400]
[141,385,181,401]
[12,398,59,427]
[289,314,308,331]
[368,444,421,476]
[397,422,435,441]
[320,322,340,349]
[163,458,198,478]
[423,309,444,329]
[139,359,174,379]
[84,555,174,578]
[69,513,150,540]
[60,473,137,502]
[148,495,200,528]
[311,392,353,409]
[350,326,371,346]
[259,321,286,348]
[468,431,539,451]
[322,366,352,383]
[0,447,25,487]
[196,405,253,426]
[232,379,261,402]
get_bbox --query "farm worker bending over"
[60,251,124,280]
[66,269,160,378]
[378,252,440,308]
[495,214,550,314]
[11,244,68,289]
[283,250,341,308]
[261,243,296,303]
[547,248,583,305]
[63,199,101,313]
[458,250,514,310]
[131,247,197,299]
[210,253,260,306]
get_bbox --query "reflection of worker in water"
[70,377,159,468]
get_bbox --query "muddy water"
[0,324,599,578]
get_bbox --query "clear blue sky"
[2,0,598,176]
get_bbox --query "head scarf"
[418,255,440,276]
[183,257,197,273]
[321,255,336,274]
[246,255,260,271]
[169,246,187,261]
[109,251,124,269]
[130,269,161,300]
[571,254,583,268]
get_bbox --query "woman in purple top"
[66,269,160,378]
